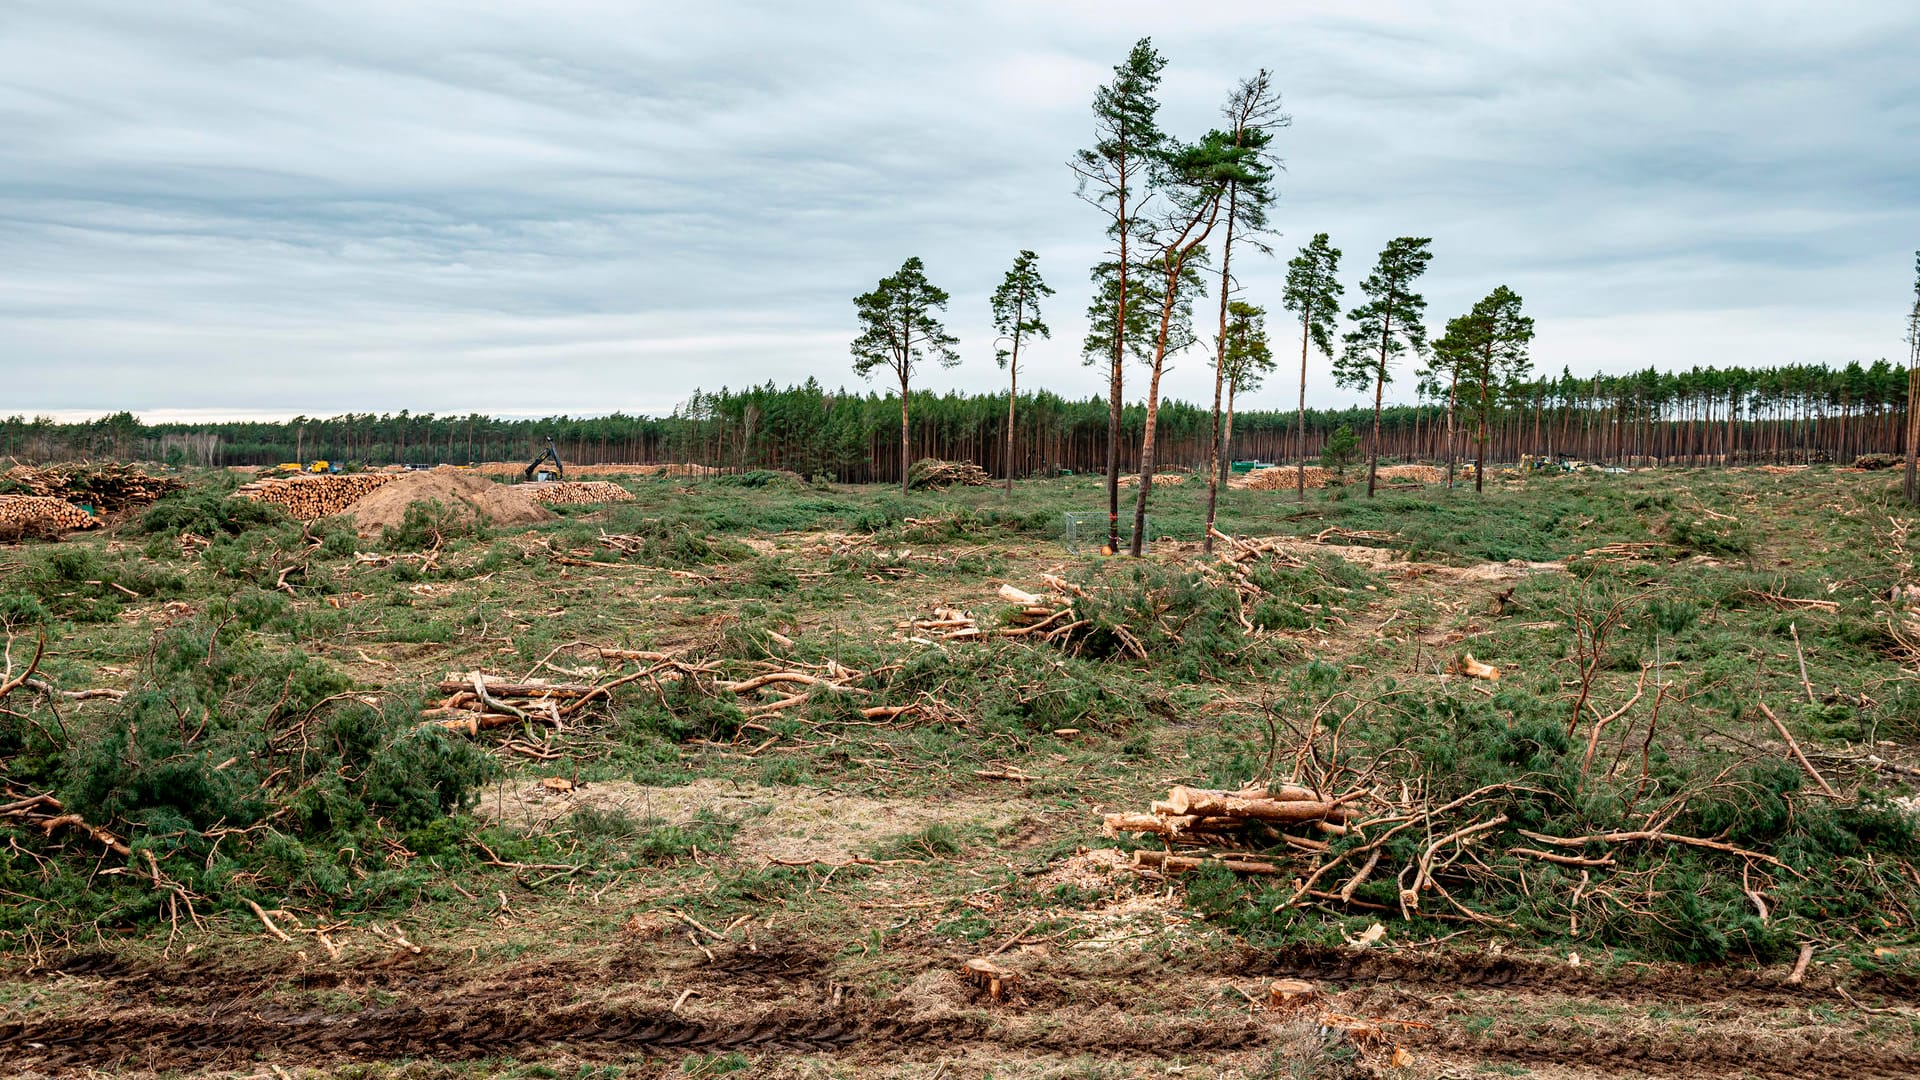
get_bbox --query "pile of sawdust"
[341,468,553,534]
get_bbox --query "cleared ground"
[1,465,1917,1078]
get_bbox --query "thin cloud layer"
[2,0,1915,421]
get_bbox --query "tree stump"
[961,957,1016,1003]
[1268,979,1318,1013]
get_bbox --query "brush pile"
[424,654,917,754]
[4,463,184,511]
[236,473,398,519]
[523,481,635,505]
[0,495,96,535]
[907,458,991,489]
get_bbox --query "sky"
[3,0,1917,423]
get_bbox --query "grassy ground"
[1,464,1918,1078]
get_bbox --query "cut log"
[1448,653,1501,681]
[997,584,1044,606]
[1130,850,1285,876]
[1163,786,1349,824]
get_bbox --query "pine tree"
[1202,70,1286,552]
[1280,234,1343,501]
[990,251,1053,493]
[1335,238,1433,496]
[850,257,961,495]
[1219,301,1274,481]
[1071,39,1168,554]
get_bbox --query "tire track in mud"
[1234,944,1920,1007]
[11,944,1919,1075]
[0,1005,1275,1071]
[1429,1027,1920,1080]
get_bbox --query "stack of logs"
[522,481,636,505]
[0,495,98,533]
[1104,782,1355,876]
[235,474,398,519]
[5,463,184,511]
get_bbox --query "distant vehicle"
[524,438,564,482]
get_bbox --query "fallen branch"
[1756,702,1840,798]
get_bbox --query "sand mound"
[342,469,553,535]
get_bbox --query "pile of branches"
[4,462,184,511]
[898,578,1114,652]
[907,458,991,490]
[423,650,920,752]
[1105,669,1919,955]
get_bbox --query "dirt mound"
[341,469,552,535]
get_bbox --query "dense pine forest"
[5,359,1913,481]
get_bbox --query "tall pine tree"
[1201,70,1286,552]
[1280,234,1343,501]
[990,251,1053,493]
[850,257,960,495]
[1071,39,1167,554]
[1335,238,1432,497]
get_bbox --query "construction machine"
[524,438,564,482]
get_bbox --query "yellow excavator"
[523,438,563,482]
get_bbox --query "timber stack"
[522,481,635,506]
[5,463,184,511]
[235,473,398,520]
[0,495,98,534]
[1104,782,1355,876]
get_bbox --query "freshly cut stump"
[1268,979,1318,1012]
[961,957,1017,1003]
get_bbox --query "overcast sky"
[3,1,1917,423]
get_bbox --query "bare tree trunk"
[1905,364,1920,503]
[1005,322,1020,495]
[1202,186,1239,554]
[1295,306,1310,502]
[1476,381,1490,492]
[1443,368,1459,490]
[1366,315,1391,498]
[899,375,911,497]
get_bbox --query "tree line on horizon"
[6,358,1915,478]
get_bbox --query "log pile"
[907,458,991,489]
[1237,465,1337,491]
[235,473,398,519]
[0,495,97,534]
[522,481,636,505]
[1105,783,1356,877]
[4,463,184,511]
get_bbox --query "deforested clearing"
[3,464,1919,1079]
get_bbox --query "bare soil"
[342,468,553,533]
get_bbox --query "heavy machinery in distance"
[524,438,564,482]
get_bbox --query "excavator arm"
[523,440,564,481]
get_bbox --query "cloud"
[1,0,1915,422]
